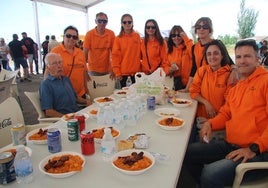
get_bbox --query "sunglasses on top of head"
[195,24,210,30]
[146,26,156,30]
[65,34,78,40]
[97,19,108,24]
[122,21,132,25]
[171,34,181,38]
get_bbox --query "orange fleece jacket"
[167,35,193,86]
[112,31,141,76]
[193,41,207,68]
[190,64,231,118]
[83,28,115,73]
[52,44,87,97]
[141,38,169,75]
[209,67,268,153]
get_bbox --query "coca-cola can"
[74,114,85,133]
[80,130,95,155]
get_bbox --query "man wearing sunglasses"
[83,12,115,78]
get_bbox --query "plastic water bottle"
[127,101,138,126]
[126,76,132,87]
[97,103,105,125]
[101,128,116,161]
[115,78,122,89]
[14,145,34,184]
[103,105,113,125]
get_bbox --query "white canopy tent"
[29,0,105,69]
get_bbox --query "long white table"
[2,93,197,188]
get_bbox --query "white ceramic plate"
[61,113,89,122]
[0,145,32,157]
[113,89,128,98]
[39,151,85,178]
[26,128,48,145]
[91,127,120,144]
[93,96,115,105]
[154,108,180,117]
[156,117,185,130]
[111,149,155,175]
[170,98,192,107]
[88,108,98,119]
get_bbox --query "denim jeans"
[184,140,268,188]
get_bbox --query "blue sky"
[1,0,267,43]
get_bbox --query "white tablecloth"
[3,93,197,188]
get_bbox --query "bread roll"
[117,140,134,151]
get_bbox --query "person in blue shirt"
[39,53,89,117]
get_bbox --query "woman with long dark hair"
[112,14,141,87]
[141,19,169,75]
[166,25,193,90]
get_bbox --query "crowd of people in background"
[1,12,268,187]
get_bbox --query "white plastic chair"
[24,91,60,123]
[6,70,20,103]
[232,162,268,188]
[0,97,50,148]
[0,69,20,105]
[0,76,13,104]
[87,74,115,100]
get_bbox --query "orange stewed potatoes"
[158,117,184,127]
[172,99,190,104]
[92,127,119,139]
[89,109,98,115]
[113,151,152,171]
[96,97,113,103]
[29,128,48,140]
[44,154,84,173]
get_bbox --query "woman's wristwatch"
[249,143,260,155]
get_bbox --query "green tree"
[218,35,238,45]
[237,0,259,39]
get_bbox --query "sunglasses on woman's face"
[122,21,132,25]
[195,24,209,30]
[65,34,78,40]
[171,34,181,38]
[96,19,108,24]
[146,26,156,30]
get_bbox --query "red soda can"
[74,114,85,133]
[80,130,95,155]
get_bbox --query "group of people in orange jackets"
[40,11,268,187]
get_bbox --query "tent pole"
[86,9,89,31]
[32,0,42,74]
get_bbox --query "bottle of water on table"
[14,145,34,184]
[101,128,116,161]
[126,76,132,87]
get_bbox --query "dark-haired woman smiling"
[141,19,169,75]
[182,17,237,92]
[166,25,193,90]
[112,14,141,87]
